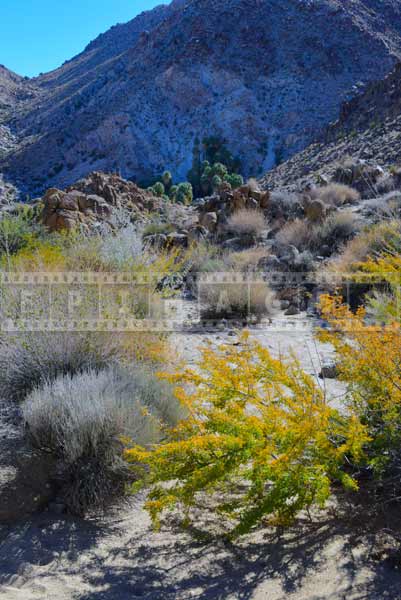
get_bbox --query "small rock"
[166,232,188,248]
[200,212,218,233]
[258,254,282,270]
[222,237,243,250]
[319,363,338,379]
[285,306,300,316]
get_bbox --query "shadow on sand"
[2,502,401,600]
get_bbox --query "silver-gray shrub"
[0,332,119,402]
[22,366,185,514]
[98,223,144,269]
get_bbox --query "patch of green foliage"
[188,137,243,197]
[148,171,193,205]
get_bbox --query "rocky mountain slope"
[260,61,401,191]
[2,0,401,196]
[0,66,34,157]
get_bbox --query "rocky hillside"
[0,66,35,157]
[2,0,401,195]
[260,61,401,191]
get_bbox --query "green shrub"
[143,221,175,237]
[152,182,165,197]
[224,173,244,189]
[0,214,35,261]
[188,137,242,197]
[161,171,173,190]
[175,182,193,205]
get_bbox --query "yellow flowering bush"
[4,241,67,271]
[126,332,367,536]
[319,294,401,475]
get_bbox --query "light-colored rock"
[200,212,218,232]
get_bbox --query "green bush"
[127,333,365,536]
[175,182,193,204]
[0,214,35,261]
[188,137,242,197]
[152,182,165,197]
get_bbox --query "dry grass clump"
[269,190,304,219]
[186,241,223,274]
[320,210,361,244]
[325,220,401,275]
[199,275,276,320]
[226,247,269,272]
[276,211,360,254]
[362,192,401,220]
[227,209,267,237]
[276,219,314,251]
[23,366,184,515]
[333,158,385,195]
[309,184,360,207]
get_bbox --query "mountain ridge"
[2,0,401,196]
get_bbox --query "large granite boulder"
[41,171,161,232]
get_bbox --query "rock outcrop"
[198,184,270,234]
[41,171,161,232]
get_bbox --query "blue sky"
[0,1,163,77]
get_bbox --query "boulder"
[43,188,64,209]
[285,305,300,316]
[187,225,208,243]
[259,190,271,209]
[232,189,247,211]
[246,198,259,210]
[200,211,218,233]
[166,232,188,248]
[238,185,250,198]
[58,192,80,211]
[280,244,300,264]
[258,254,282,270]
[222,237,243,250]
[197,184,271,236]
[41,171,161,233]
